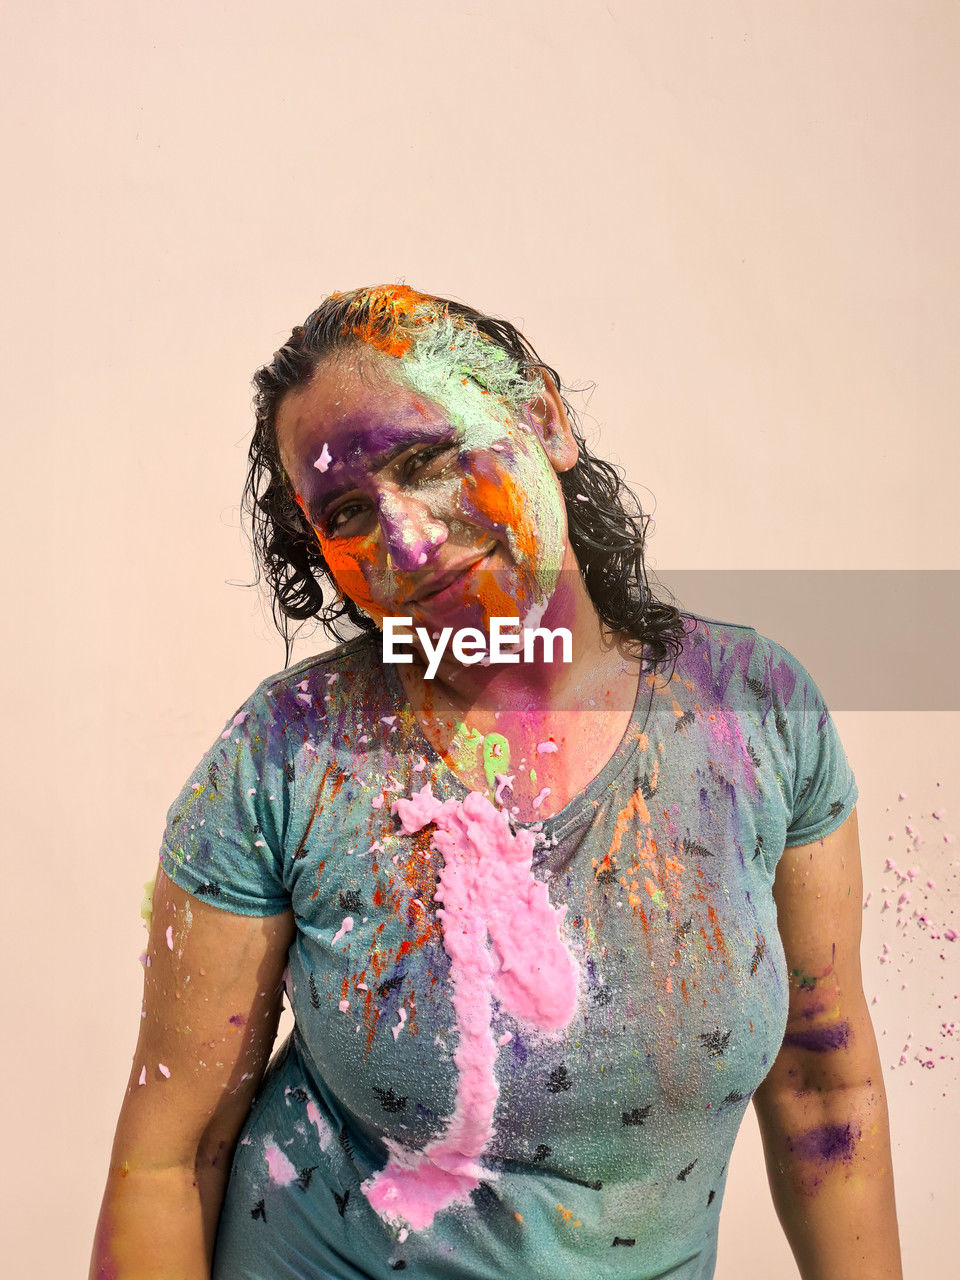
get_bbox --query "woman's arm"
[752,807,903,1280]
[89,868,296,1280]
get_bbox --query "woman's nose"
[376,488,448,573]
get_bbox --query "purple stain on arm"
[796,1000,828,1019]
[782,1020,852,1052]
[788,1121,861,1164]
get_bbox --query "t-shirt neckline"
[380,646,657,842]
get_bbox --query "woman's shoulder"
[671,609,820,705]
[255,630,383,700]
[677,609,821,665]
[674,610,834,723]
[671,609,762,675]
[236,630,394,745]
[676,609,758,645]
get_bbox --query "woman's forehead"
[279,346,526,461]
[277,359,466,496]
[277,358,425,445]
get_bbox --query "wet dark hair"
[241,285,689,673]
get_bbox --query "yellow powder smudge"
[555,1203,583,1227]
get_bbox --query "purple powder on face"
[790,1122,860,1163]
[782,1020,851,1052]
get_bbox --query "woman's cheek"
[460,452,539,564]
[318,531,385,625]
[291,491,382,622]
[463,450,566,605]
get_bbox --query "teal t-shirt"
[157,613,858,1279]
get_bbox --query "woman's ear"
[524,371,579,473]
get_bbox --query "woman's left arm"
[752,807,904,1280]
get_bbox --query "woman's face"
[275,351,577,634]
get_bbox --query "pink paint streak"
[332,916,354,945]
[306,1100,334,1150]
[219,710,248,740]
[360,784,579,1231]
[264,1138,298,1185]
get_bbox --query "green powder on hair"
[393,310,544,440]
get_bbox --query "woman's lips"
[412,549,496,605]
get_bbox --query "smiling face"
[275,347,577,634]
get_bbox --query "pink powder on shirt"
[361,784,579,1231]
[332,916,354,945]
[305,1101,334,1150]
[264,1139,298,1185]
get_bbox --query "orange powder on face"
[292,490,389,623]
[467,465,538,565]
[321,535,383,621]
[468,560,525,623]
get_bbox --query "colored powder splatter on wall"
[359,783,579,1231]
[860,785,957,1087]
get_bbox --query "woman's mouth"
[411,548,497,606]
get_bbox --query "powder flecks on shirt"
[264,1139,298,1185]
[305,1100,334,1150]
[332,916,354,945]
[219,710,248,740]
[156,617,864,1276]
[360,784,579,1231]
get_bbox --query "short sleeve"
[157,679,292,916]
[764,638,859,848]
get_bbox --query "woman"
[91,285,902,1279]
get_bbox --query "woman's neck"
[401,544,636,718]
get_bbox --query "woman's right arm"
[89,868,296,1280]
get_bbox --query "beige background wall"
[2,2,957,1275]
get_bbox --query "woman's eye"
[405,443,453,479]
[325,502,365,535]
